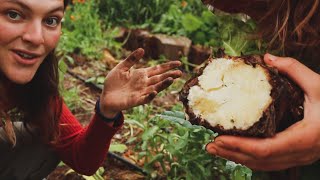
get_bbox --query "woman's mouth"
[12,50,42,65]
[16,51,37,59]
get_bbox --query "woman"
[205,0,320,172]
[0,0,182,179]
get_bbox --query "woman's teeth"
[16,52,36,59]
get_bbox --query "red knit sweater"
[51,103,123,175]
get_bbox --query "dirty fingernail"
[207,146,217,154]
[215,140,224,147]
[206,144,217,154]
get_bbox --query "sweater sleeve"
[51,102,124,175]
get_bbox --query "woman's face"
[0,0,64,84]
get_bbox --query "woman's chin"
[7,72,35,85]
[11,78,33,85]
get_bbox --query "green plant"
[58,60,80,111]
[98,0,177,28]
[124,105,157,147]
[102,25,123,58]
[135,110,252,179]
[98,0,206,29]
[57,1,120,60]
[215,15,265,56]
[109,143,128,154]
[61,87,82,112]
[153,5,266,56]
[152,4,186,36]
[180,56,198,72]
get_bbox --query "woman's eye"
[6,11,21,20]
[45,17,59,27]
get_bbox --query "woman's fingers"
[136,91,158,106]
[206,120,320,165]
[146,61,181,77]
[264,54,320,98]
[144,78,174,95]
[117,48,145,71]
[212,123,310,158]
[132,78,174,106]
[147,70,181,86]
[206,139,316,171]
[206,142,253,163]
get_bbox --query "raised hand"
[206,54,320,171]
[99,48,182,118]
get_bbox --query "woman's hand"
[99,48,182,118]
[206,54,320,171]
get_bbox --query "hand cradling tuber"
[180,53,304,137]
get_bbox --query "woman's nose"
[22,20,45,45]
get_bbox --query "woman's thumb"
[264,53,320,96]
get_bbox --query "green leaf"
[149,153,164,164]
[194,31,207,44]
[64,55,75,64]
[181,13,203,32]
[125,119,145,129]
[85,77,96,83]
[58,60,68,75]
[201,11,217,24]
[159,114,192,128]
[126,137,137,144]
[109,144,127,153]
[174,132,189,150]
[162,111,185,119]
[223,40,239,56]
[96,76,105,84]
[142,126,159,140]
[57,161,65,167]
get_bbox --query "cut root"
[180,54,304,137]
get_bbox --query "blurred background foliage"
[57,0,265,61]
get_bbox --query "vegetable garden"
[47,0,319,180]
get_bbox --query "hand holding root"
[206,54,320,171]
[99,48,182,118]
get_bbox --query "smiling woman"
[0,0,64,84]
[0,0,182,179]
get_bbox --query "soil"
[47,157,145,180]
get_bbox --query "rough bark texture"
[180,53,304,137]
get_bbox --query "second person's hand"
[206,54,320,171]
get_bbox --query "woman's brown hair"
[22,0,71,143]
[258,0,320,70]
[19,52,62,144]
[21,0,71,144]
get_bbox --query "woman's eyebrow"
[3,0,32,12]
[48,6,65,14]
[3,0,64,14]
